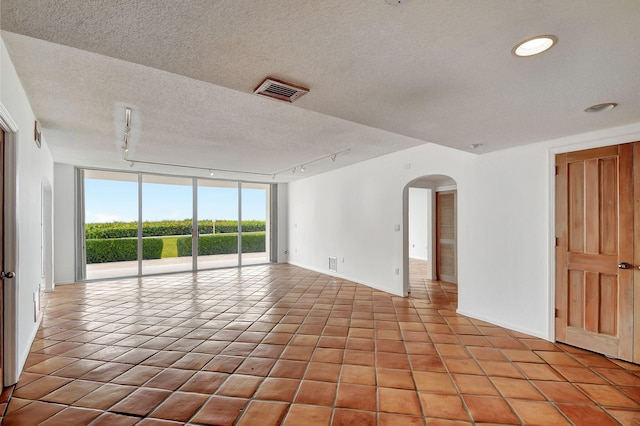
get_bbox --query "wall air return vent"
[254,78,309,103]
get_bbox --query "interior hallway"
[1,260,640,425]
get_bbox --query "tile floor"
[2,261,640,425]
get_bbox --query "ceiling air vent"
[254,78,309,103]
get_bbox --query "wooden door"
[436,191,457,284]
[0,130,4,382]
[555,143,635,361]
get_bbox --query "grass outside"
[160,236,180,258]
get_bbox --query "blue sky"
[85,179,267,223]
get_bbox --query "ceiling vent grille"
[254,78,309,103]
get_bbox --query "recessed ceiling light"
[584,102,617,113]
[512,35,557,57]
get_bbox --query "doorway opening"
[402,175,457,298]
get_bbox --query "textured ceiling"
[2,1,640,181]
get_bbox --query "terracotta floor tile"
[109,387,171,416]
[557,403,620,426]
[509,399,571,425]
[491,377,545,400]
[144,368,194,390]
[605,407,640,425]
[73,383,136,410]
[553,365,608,384]
[25,357,77,375]
[203,355,243,373]
[111,365,163,386]
[379,387,422,415]
[304,362,341,382]
[419,393,469,421]
[501,349,544,363]
[38,406,102,426]
[477,360,523,378]
[452,374,499,396]
[332,408,377,426]
[78,362,132,382]
[377,352,411,370]
[250,343,286,358]
[171,352,214,370]
[13,376,71,400]
[2,401,66,426]
[442,358,483,375]
[336,383,377,410]
[343,349,375,366]
[436,344,471,358]
[90,412,140,426]
[283,404,332,425]
[179,371,228,393]
[148,391,208,422]
[535,350,581,366]
[378,412,425,425]
[295,380,337,405]
[468,346,507,361]
[254,377,300,401]
[235,357,276,376]
[577,383,640,408]
[10,262,640,426]
[191,395,248,426]
[216,374,263,398]
[594,367,640,386]
[41,380,102,404]
[269,359,307,379]
[532,380,592,403]
[515,362,565,381]
[340,364,376,385]
[463,395,519,424]
[236,400,288,426]
[377,368,415,389]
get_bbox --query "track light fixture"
[118,106,349,182]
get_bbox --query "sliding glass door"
[141,175,193,275]
[81,168,273,280]
[197,179,239,269]
[84,170,139,280]
[241,183,269,266]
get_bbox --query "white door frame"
[0,101,19,386]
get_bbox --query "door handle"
[618,262,631,270]
[1,271,15,279]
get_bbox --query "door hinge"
[555,308,559,318]
[555,166,559,175]
[555,237,559,247]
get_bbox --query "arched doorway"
[402,175,457,296]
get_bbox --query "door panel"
[1,130,4,383]
[556,143,634,361]
[436,191,457,284]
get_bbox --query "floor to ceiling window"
[141,174,194,275]
[197,179,239,270]
[241,182,270,266]
[80,168,274,280]
[83,170,139,280]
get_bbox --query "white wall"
[53,163,76,284]
[289,121,640,341]
[1,37,55,379]
[277,183,289,263]
[408,187,429,260]
[288,143,472,295]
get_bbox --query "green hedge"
[86,237,163,264]
[213,220,266,233]
[85,219,265,239]
[176,232,266,256]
